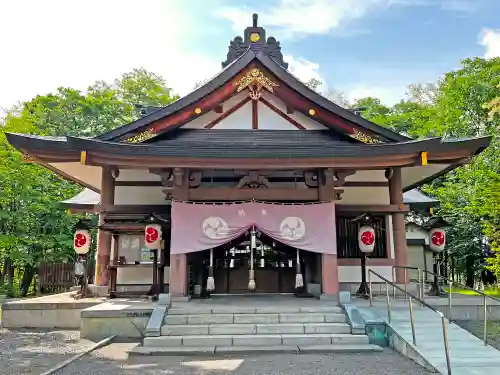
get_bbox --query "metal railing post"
[440,313,452,375]
[447,280,452,320]
[484,295,488,346]
[404,268,408,299]
[386,283,392,324]
[409,296,416,346]
[421,269,426,305]
[417,269,421,301]
[368,271,373,307]
[392,267,396,299]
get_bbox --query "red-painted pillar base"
[169,253,187,297]
[322,253,339,296]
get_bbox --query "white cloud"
[0,0,220,110]
[344,84,408,106]
[217,0,386,37]
[479,29,500,59]
[284,55,325,90]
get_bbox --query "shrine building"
[6,15,490,300]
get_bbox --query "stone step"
[143,333,370,347]
[164,312,347,325]
[161,322,352,336]
[130,344,383,356]
[167,306,344,315]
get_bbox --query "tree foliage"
[352,57,500,284]
[0,68,178,296]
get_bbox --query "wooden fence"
[38,263,76,293]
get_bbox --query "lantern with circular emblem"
[358,225,376,253]
[74,229,91,254]
[429,227,446,253]
[356,221,376,297]
[145,224,162,249]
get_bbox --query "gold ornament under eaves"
[125,128,157,143]
[235,68,279,93]
[349,129,382,144]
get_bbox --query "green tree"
[484,84,500,121]
[0,69,178,296]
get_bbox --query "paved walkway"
[363,298,500,375]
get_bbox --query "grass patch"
[444,286,500,298]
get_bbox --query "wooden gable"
[95,15,409,145]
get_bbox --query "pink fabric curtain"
[170,201,336,255]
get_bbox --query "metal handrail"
[423,269,500,346]
[391,265,424,302]
[368,269,452,375]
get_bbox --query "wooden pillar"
[318,168,339,296]
[95,167,115,287]
[389,167,408,283]
[108,234,119,297]
[169,168,189,297]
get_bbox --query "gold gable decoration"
[125,129,157,143]
[21,152,35,162]
[349,129,382,144]
[235,68,279,93]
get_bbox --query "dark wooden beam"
[259,97,306,130]
[205,97,251,129]
[113,178,388,187]
[252,99,258,129]
[95,205,171,214]
[335,204,409,214]
[188,187,318,201]
[214,104,223,113]
[87,153,420,170]
[115,180,163,186]
[344,181,388,187]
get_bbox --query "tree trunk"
[20,265,35,297]
[465,256,475,288]
[5,259,15,297]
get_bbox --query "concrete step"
[143,333,370,347]
[164,312,347,325]
[130,344,383,356]
[161,322,352,336]
[167,306,344,315]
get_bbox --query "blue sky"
[0,0,499,110]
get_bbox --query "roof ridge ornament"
[221,13,288,69]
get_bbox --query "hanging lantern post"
[356,216,376,298]
[248,226,256,291]
[427,217,448,296]
[144,223,162,300]
[73,219,92,299]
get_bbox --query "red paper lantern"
[74,229,91,254]
[429,228,446,252]
[145,224,162,249]
[358,225,375,253]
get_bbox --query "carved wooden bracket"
[237,170,270,188]
[173,168,185,187]
[149,168,173,187]
[303,170,318,187]
[305,169,355,188]
[333,170,356,187]
[189,171,203,188]
[334,189,344,201]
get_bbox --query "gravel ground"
[0,329,95,375]
[60,344,433,375]
[455,320,500,350]
[0,329,432,375]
